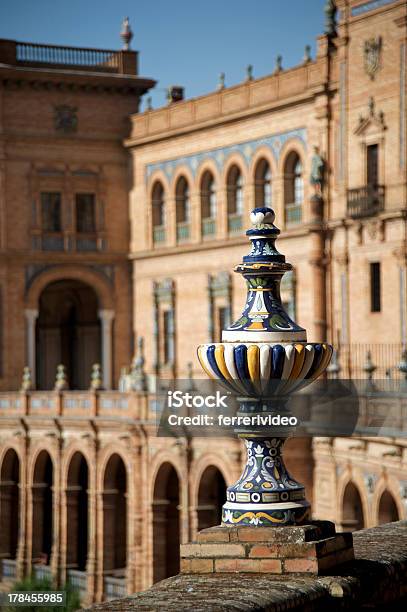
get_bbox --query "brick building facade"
[0,0,406,605]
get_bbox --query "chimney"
[168,86,184,103]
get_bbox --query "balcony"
[176,222,190,242]
[0,40,138,75]
[33,564,53,581]
[1,558,17,580]
[202,218,216,238]
[228,213,243,234]
[32,232,106,252]
[347,184,385,219]
[153,226,166,245]
[285,203,302,225]
[104,574,127,600]
[67,569,87,597]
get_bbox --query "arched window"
[175,176,190,242]
[342,481,364,531]
[0,449,20,575]
[254,158,272,207]
[200,171,216,237]
[227,165,243,233]
[152,181,165,244]
[284,152,303,225]
[153,462,180,582]
[66,452,88,578]
[197,466,226,531]
[103,454,127,599]
[32,451,53,567]
[378,490,399,525]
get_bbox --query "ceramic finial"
[120,17,133,50]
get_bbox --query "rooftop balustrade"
[0,39,138,75]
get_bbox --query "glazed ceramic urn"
[197,206,332,526]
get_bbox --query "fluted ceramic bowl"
[197,342,332,397]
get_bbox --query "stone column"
[98,310,114,390]
[94,490,104,602]
[25,309,38,387]
[308,195,327,343]
[86,455,97,605]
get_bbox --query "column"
[25,309,38,387]
[98,310,114,390]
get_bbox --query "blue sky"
[0,0,327,109]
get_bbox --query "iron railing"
[202,218,216,237]
[153,226,166,244]
[228,213,243,233]
[176,222,190,242]
[347,184,385,218]
[285,202,302,225]
[1,558,17,580]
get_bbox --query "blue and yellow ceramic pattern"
[197,342,332,397]
[197,207,333,526]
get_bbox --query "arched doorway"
[66,452,88,572]
[378,490,399,525]
[103,455,127,575]
[152,463,180,583]
[342,481,364,531]
[32,451,53,565]
[0,449,20,578]
[36,279,101,389]
[197,466,225,531]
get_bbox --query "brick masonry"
[180,522,354,575]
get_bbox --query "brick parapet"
[84,521,407,611]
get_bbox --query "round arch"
[102,453,127,575]
[25,265,113,311]
[277,138,307,175]
[377,489,400,525]
[97,446,130,493]
[34,278,102,390]
[341,480,365,532]
[66,452,89,572]
[32,449,53,565]
[170,165,195,197]
[195,159,222,193]
[190,453,233,503]
[196,465,226,531]
[152,461,181,583]
[249,146,277,179]
[0,448,20,562]
[221,153,248,184]
[146,170,170,201]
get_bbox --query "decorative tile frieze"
[146,128,307,183]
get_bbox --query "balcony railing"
[0,40,138,75]
[16,42,120,71]
[285,202,302,225]
[67,569,87,596]
[104,574,127,600]
[228,213,243,234]
[347,184,385,218]
[176,222,190,242]
[1,558,17,580]
[33,564,52,581]
[153,225,166,244]
[32,232,105,252]
[202,218,216,237]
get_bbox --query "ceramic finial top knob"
[250,206,276,227]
